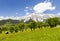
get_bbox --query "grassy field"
[0,27,60,41]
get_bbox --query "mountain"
[0,19,20,25]
[22,13,57,22]
[0,13,57,22]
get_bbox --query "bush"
[19,23,25,32]
[37,22,44,29]
[0,27,2,33]
[24,24,29,31]
[9,26,14,33]
[47,17,60,28]
[2,27,8,31]
[28,20,37,31]
[14,26,18,33]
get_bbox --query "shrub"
[28,20,37,31]
[0,27,2,33]
[9,26,14,33]
[19,23,25,32]
[14,26,18,33]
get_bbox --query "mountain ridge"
[0,13,57,22]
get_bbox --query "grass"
[0,27,60,41]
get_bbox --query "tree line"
[0,17,60,34]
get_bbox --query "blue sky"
[0,0,60,16]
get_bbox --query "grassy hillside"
[0,27,60,41]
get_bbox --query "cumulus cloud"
[33,2,56,13]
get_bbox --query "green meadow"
[0,27,60,41]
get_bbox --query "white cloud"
[24,10,29,12]
[25,7,29,9]
[0,16,21,20]
[57,13,60,16]
[26,12,30,15]
[16,13,18,14]
[0,1,57,20]
[33,2,56,13]
[29,8,33,10]
[0,16,9,20]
